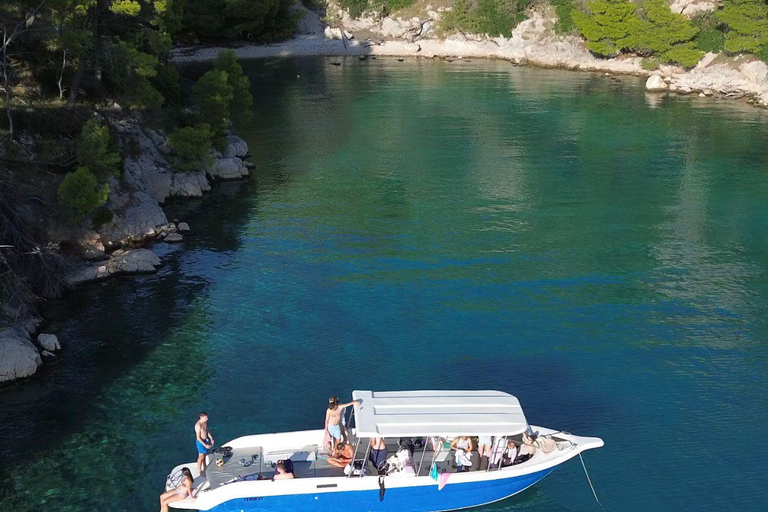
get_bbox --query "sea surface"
[2,57,768,511]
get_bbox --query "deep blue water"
[1,58,768,511]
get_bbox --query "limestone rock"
[38,333,60,352]
[170,171,211,198]
[207,158,248,180]
[740,61,768,85]
[112,248,162,273]
[177,222,190,232]
[147,129,166,147]
[0,329,42,384]
[82,243,105,260]
[645,75,668,91]
[41,350,58,363]
[164,233,184,243]
[223,134,249,158]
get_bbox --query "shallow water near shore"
[2,57,768,511]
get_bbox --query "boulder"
[740,61,768,85]
[645,75,668,91]
[223,135,249,158]
[207,158,248,180]
[38,333,60,352]
[112,248,162,273]
[41,350,58,363]
[170,171,211,198]
[0,329,42,384]
[177,222,190,232]
[147,129,166,147]
[164,233,184,243]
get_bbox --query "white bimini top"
[351,390,528,438]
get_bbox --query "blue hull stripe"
[210,468,554,512]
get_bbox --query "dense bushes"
[335,0,416,18]
[167,124,215,170]
[572,0,702,67]
[76,120,122,180]
[550,0,577,34]
[444,0,532,37]
[572,0,768,66]
[718,0,768,55]
[57,167,110,223]
[180,0,297,41]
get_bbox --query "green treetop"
[76,119,122,179]
[635,0,702,67]
[215,50,253,125]
[718,0,768,54]
[193,69,234,147]
[57,167,110,223]
[572,0,639,56]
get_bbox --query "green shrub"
[337,0,370,18]
[192,69,234,148]
[572,0,639,56]
[384,0,416,12]
[692,12,724,53]
[181,0,297,42]
[717,0,768,54]
[58,167,110,223]
[443,0,531,37]
[641,57,660,70]
[167,124,215,171]
[215,50,253,125]
[91,205,115,228]
[77,120,122,179]
[759,43,768,63]
[635,0,702,68]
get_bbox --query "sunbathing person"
[515,433,537,464]
[273,461,295,480]
[159,467,194,512]
[327,442,355,468]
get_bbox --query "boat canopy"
[351,390,529,438]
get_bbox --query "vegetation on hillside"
[571,0,768,67]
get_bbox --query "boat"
[165,390,604,511]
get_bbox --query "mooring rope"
[578,451,606,511]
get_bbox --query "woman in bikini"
[159,467,194,512]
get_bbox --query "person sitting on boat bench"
[159,467,194,512]
[327,442,355,468]
[273,461,295,480]
[500,440,518,468]
[515,433,537,464]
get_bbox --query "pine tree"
[572,0,639,57]
[718,0,768,54]
[635,0,702,67]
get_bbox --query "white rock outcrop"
[177,222,190,232]
[207,157,250,180]
[0,328,42,384]
[170,171,211,197]
[38,333,60,352]
[164,233,184,243]
[646,75,669,91]
[224,135,249,158]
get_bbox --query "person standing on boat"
[325,396,357,456]
[477,436,493,471]
[369,437,388,473]
[195,412,215,476]
[450,436,474,472]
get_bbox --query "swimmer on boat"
[159,467,194,512]
[325,396,358,456]
[195,412,215,476]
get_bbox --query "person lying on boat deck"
[450,436,474,472]
[273,461,295,480]
[327,442,355,468]
[477,436,493,471]
[325,396,357,456]
[369,437,388,474]
[160,467,194,512]
[195,412,215,476]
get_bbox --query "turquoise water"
[2,57,768,511]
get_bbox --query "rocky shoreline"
[0,117,253,387]
[172,3,768,109]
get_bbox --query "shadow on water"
[0,180,256,510]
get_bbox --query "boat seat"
[264,445,318,464]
